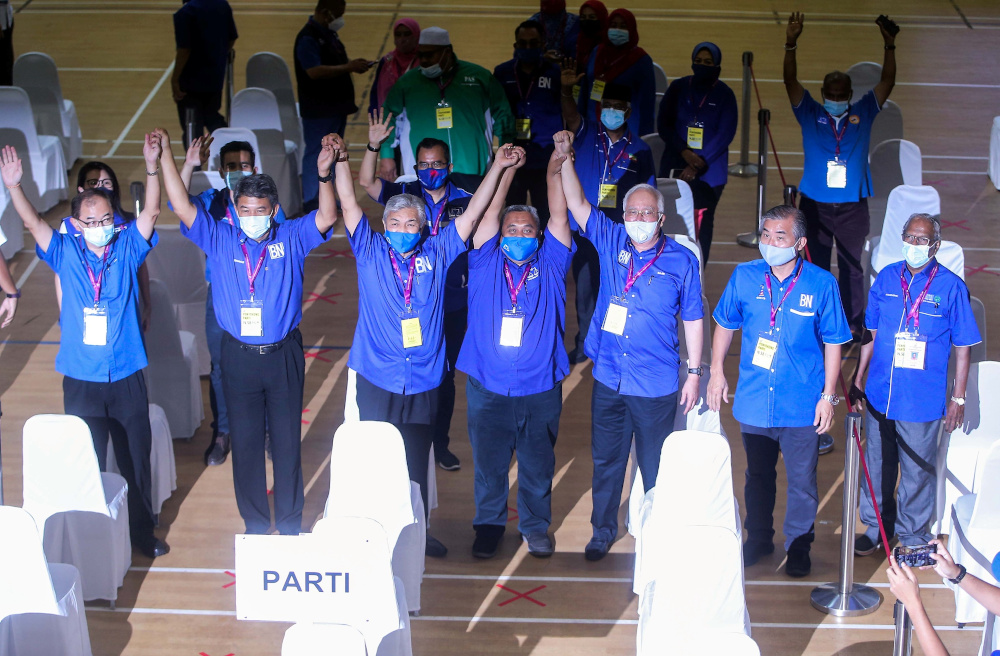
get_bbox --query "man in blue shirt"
[337,135,524,557]
[558,129,703,561]
[362,118,471,472]
[1,136,169,558]
[529,0,580,63]
[709,205,852,577]
[160,128,338,536]
[493,20,564,226]
[851,214,980,555]
[459,146,574,560]
[784,12,899,334]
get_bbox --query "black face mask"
[691,63,721,85]
[580,20,602,38]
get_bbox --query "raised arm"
[454,144,524,244]
[546,148,572,248]
[560,58,585,133]
[555,130,591,231]
[360,109,393,201]
[472,154,524,249]
[136,132,162,241]
[179,135,211,190]
[873,16,898,107]
[331,134,364,236]
[783,12,805,107]
[315,134,338,234]
[0,145,54,252]
[156,128,197,229]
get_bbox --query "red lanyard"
[764,259,803,328]
[426,196,447,236]
[826,112,849,159]
[389,250,416,308]
[515,69,536,103]
[224,200,236,226]
[81,240,112,306]
[598,129,632,183]
[900,263,939,332]
[688,80,718,120]
[622,238,665,295]
[503,259,531,308]
[240,241,268,298]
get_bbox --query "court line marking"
[105,62,174,158]
[15,255,40,289]
[746,150,989,161]
[719,76,1000,90]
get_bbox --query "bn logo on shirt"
[268,243,285,260]
[538,76,552,89]
[617,250,631,266]
[413,256,434,274]
[799,294,813,309]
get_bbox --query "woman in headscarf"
[657,41,737,262]
[575,0,608,69]
[576,8,654,136]
[368,18,420,114]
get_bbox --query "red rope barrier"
[749,63,788,189]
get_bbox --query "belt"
[235,329,299,355]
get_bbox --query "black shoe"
[785,537,812,578]
[854,534,880,556]
[472,525,505,559]
[141,538,170,559]
[425,534,448,558]
[522,532,554,558]
[436,448,461,471]
[818,432,834,455]
[742,540,775,567]
[584,537,610,561]
[568,347,588,365]
[265,431,272,461]
[205,433,230,466]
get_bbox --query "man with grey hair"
[850,213,980,556]
[335,134,524,557]
[709,204,851,577]
[556,130,704,561]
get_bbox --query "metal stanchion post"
[729,51,758,178]
[811,412,883,615]
[225,48,235,126]
[783,184,798,208]
[892,600,913,656]
[737,108,769,248]
[130,181,145,218]
[185,107,197,150]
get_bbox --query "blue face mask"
[823,98,849,116]
[601,107,626,131]
[901,243,931,269]
[514,47,544,65]
[416,167,449,191]
[500,236,539,262]
[225,170,252,193]
[607,28,629,46]
[385,230,421,254]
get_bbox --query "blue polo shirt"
[181,199,331,344]
[864,259,981,422]
[714,258,852,428]
[793,89,880,204]
[581,207,703,397]
[457,230,575,396]
[173,0,238,94]
[347,217,467,395]
[38,224,157,383]
[377,180,471,314]
[572,118,656,224]
[493,59,563,170]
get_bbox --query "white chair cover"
[655,178,696,242]
[989,116,1000,191]
[950,440,1000,623]
[652,62,668,96]
[246,52,305,170]
[640,133,665,173]
[846,61,882,97]
[970,297,987,364]
[871,139,922,199]
[870,184,940,275]
[105,404,176,516]
[21,414,131,602]
[232,87,284,132]
[187,171,223,197]
[0,185,24,260]
[0,87,68,212]
[13,52,83,166]
[144,279,204,439]
[281,623,366,655]
[870,99,903,156]
[208,127,263,173]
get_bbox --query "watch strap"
[949,564,967,585]
[317,171,334,183]
[687,367,703,376]
[5,289,20,299]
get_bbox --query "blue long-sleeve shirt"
[577,50,656,137]
[657,76,738,188]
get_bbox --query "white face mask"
[759,241,799,267]
[328,16,345,32]
[83,224,115,247]
[902,243,931,269]
[239,213,272,240]
[421,63,443,78]
[625,219,659,244]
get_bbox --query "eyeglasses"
[79,216,114,228]
[901,233,936,246]
[624,208,660,219]
[84,179,114,190]
[416,161,448,170]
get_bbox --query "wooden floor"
[2,1,1000,654]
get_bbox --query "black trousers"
[63,371,156,551]
[450,172,484,193]
[507,166,551,228]
[0,23,12,87]
[175,89,226,149]
[433,307,467,456]
[356,372,437,520]
[571,232,600,353]
[221,329,305,535]
[689,180,725,263]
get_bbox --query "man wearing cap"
[377,26,516,190]
[708,205,851,578]
[851,213,980,556]
[557,129,703,562]
[160,128,338,537]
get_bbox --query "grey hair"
[622,183,665,215]
[500,204,540,230]
[761,204,807,240]
[382,193,427,229]
[903,213,942,243]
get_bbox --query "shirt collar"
[902,257,939,283]
[308,16,334,37]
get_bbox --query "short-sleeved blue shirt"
[347,217,467,395]
[572,119,656,224]
[864,259,982,422]
[581,207,703,398]
[713,258,852,428]
[457,230,575,396]
[38,224,157,383]
[181,200,331,344]
[793,89,880,204]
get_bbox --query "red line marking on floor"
[941,219,970,231]
[302,408,311,425]
[222,571,235,589]
[321,248,355,259]
[304,292,342,305]
[966,265,1000,277]
[304,347,334,362]
[506,506,518,523]
[496,584,547,607]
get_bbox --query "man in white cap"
[376,26,516,190]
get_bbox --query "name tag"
[499,311,524,347]
[436,106,453,130]
[598,183,617,209]
[240,300,264,337]
[752,333,778,369]
[515,118,532,140]
[590,79,605,102]
[401,316,422,348]
[893,332,926,370]
[83,306,108,346]
[826,159,847,189]
[601,297,628,335]
[686,126,704,149]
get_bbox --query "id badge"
[894,332,927,370]
[240,299,264,337]
[752,333,778,369]
[516,118,532,140]
[686,124,705,149]
[499,309,525,347]
[826,159,847,189]
[598,183,618,209]
[83,305,108,346]
[401,310,422,349]
[590,79,606,102]
[601,296,628,335]
[436,105,453,130]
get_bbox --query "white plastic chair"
[870,139,922,199]
[640,133,665,172]
[0,87,68,212]
[870,99,903,154]
[655,178,696,242]
[0,185,23,260]
[144,279,204,439]
[950,440,1000,624]
[652,62,668,96]
[324,421,425,614]
[21,414,131,603]
[869,184,940,276]
[207,127,263,173]
[970,296,987,364]
[0,507,93,656]
[641,631,760,656]
[246,52,305,170]
[13,52,83,166]
[846,61,882,97]
[281,623,366,655]
[105,404,176,517]
[989,116,1000,191]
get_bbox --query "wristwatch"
[820,393,840,406]
[366,143,380,153]
[5,289,20,299]
[949,564,967,585]
[317,171,333,183]
[950,396,966,406]
[688,366,704,376]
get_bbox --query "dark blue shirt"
[173,0,238,94]
[457,230,575,396]
[657,76,738,188]
[347,218,467,395]
[571,118,655,224]
[528,11,580,59]
[581,207,703,397]
[714,258,852,428]
[492,59,563,170]
[577,50,656,137]
[181,200,331,344]
[864,259,981,422]
[38,224,157,382]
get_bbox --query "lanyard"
[825,111,849,159]
[425,193,447,236]
[764,259,804,328]
[622,237,666,295]
[503,259,532,309]
[388,250,416,309]
[81,239,112,306]
[436,75,454,102]
[224,198,237,226]
[688,80,717,120]
[598,129,632,183]
[900,263,939,332]
[240,241,268,299]
[515,68,537,103]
